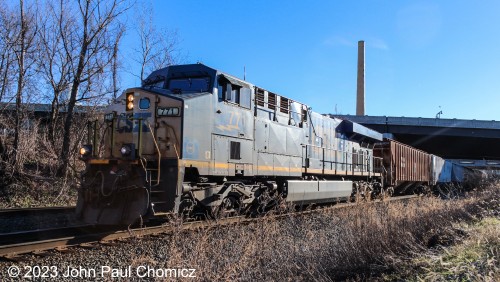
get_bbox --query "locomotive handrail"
[146,121,161,186]
[301,143,326,149]
[86,120,99,157]
[87,118,115,158]
[373,156,385,174]
[301,143,378,175]
[110,117,115,157]
[137,118,143,157]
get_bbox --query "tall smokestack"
[356,40,365,116]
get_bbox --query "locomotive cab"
[77,64,218,224]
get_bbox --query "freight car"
[374,138,484,195]
[76,64,386,225]
[374,139,432,195]
[431,155,485,189]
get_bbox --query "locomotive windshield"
[168,77,210,93]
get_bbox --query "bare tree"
[58,0,128,176]
[37,1,74,144]
[111,25,124,100]
[0,3,11,103]
[10,0,38,169]
[133,4,183,82]
[1,0,183,179]
[0,5,16,103]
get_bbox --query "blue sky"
[122,1,500,120]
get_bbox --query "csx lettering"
[116,119,150,133]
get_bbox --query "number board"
[104,112,116,122]
[157,107,180,117]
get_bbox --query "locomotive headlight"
[120,145,132,156]
[119,143,135,159]
[79,145,92,158]
[125,93,134,111]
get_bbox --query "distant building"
[0,102,105,135]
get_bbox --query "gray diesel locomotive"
[77,64,385,225]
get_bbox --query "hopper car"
[373,139,484,195]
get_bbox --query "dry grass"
[404,217,499,282]
[134,183,500,281]
[0,115,87,207]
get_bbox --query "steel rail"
[0,207,77,235]
[0,206,75,215]
[0,195,419,258]
[0,225,95,246]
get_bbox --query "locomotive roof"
[143,63,250,86]
[142,64,216,86]
[140,64,383,144]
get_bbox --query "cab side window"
[239,88,251,109]
[218,77,251,109]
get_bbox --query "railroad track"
[0,206,77,234]
[0,206,75,216]
[0,195,419,258]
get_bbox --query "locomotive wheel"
[179,195,210,221]
[422,185,432,196]
[381,187,394,199]
[354,182,372,202]
[179,196,196,217]
[371,182,383,198]
[414,185,431,196]
[215,196,242,218]
[256,189,276,212]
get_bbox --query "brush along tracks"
[0,195,419,259]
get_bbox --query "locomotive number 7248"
[157,107,180,116]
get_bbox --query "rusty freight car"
[374,138,431,194]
